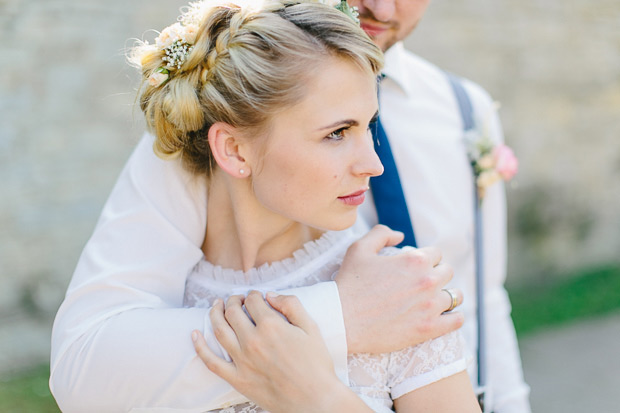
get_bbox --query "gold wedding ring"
[443,288,458,312]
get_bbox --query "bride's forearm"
[393,371,481,413]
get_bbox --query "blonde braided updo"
[130,0,383,177]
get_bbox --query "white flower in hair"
[148,67,170,88]
[156,22,185,49]
[154,22,196,70]
[184,24,200,44]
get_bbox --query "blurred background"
[1,0,619,411]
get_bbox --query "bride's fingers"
[244,290,281,324]
[265,292,320,336]
[224,294,256,343]
[210,298,242,358]
[191,328,236,381]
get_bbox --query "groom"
[50,1,529,412]
[351,1,531,411]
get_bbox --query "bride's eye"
[326,127,347,141]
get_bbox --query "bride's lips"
[360,21,389,37]
[338,189,368,206]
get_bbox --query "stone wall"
[406,0,620,284]
[1,0,619,372]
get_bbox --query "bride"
[129,0,480,411]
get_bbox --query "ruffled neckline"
[192,226,361,286]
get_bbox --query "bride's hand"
[192,291,371,413]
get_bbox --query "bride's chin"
[322,214,358,232]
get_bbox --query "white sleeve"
[467,82,532,412]
[50,133,348,412]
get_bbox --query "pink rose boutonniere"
[465,107,518,201]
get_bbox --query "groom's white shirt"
[363,42,530,412]
[50,42,529,412]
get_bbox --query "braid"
[129,0,383,176]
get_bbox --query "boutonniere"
[465,104,518,201]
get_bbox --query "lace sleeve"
[387,330,468,399]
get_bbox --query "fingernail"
[213,298,222,306]
[266,291,279,299]
[192,330,199,342]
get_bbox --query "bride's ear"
[208,122,251,178]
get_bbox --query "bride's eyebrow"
[316,119,358,131]
[316,110,379,131]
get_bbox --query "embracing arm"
[49,134,349,412]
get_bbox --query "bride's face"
[246,57,383,232]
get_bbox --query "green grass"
[509,264,620,336]
[2,265,619,410]
[0,365,59,412]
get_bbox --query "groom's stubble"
[350,0,431,52]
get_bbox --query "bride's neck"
[203,172,323,272]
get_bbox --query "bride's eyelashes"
[325,127,349,141]
[369,111,379,125]
[326,112,380,142]
[368,111,379,130]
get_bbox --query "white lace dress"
[184,227,468,412]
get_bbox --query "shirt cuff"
[279,281,349,386]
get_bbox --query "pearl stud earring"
[239,169,245,175]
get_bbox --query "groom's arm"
[50,134,352,412]
[50,133,459,412]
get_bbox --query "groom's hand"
[335,225,464,354]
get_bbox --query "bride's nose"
[352,135,384,178]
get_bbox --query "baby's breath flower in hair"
[162,40,194,70]
[146,21,197,87]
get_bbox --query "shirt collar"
[382,42,413,96]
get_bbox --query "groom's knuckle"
[400,252,420,268]
[348,240,363,255]
[419,297,434,311]
[416,273,435,291]
[417,318,434,335]
[452,312,465,328]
